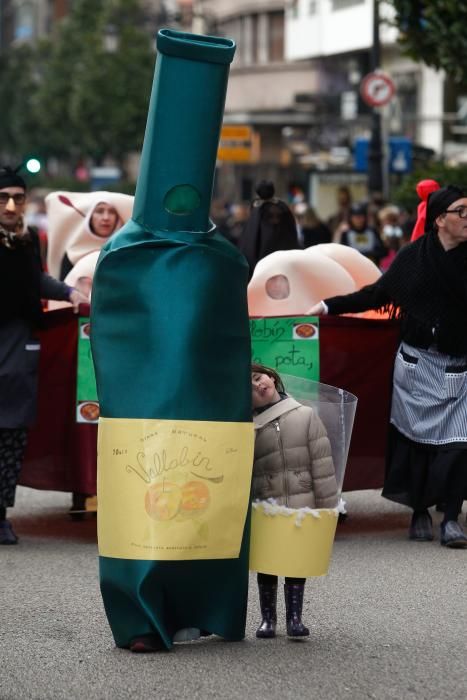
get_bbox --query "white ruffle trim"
[252,498,339,527]
[337,497,347,514]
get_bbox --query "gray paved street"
[1,487,466,700]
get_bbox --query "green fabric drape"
[92,225,252,649]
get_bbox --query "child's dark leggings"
[257,573,305,585]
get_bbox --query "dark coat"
[0,228,70,428]
[239,199,299,278]
[302,222,332,248]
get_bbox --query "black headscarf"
[239,181,299,278]
[425,185,464,233]
[379,227,467,356]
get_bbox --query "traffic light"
[396,0,427,32]
[25,158,41,174]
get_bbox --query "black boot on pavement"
[256,583,277,638]
[440,520,467,548]
[284,582,310,638]
[408,510,433,541]
[0,520,18,545]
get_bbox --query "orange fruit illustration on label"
[180,481,210,515]
[145,481,182,521]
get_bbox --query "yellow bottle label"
[97,417,254,560]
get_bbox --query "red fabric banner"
[320,316,399,490]
[20,307,97,495]
[20,310,400,494]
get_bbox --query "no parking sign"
[360,71,395,108]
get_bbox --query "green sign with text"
[250,316,319,381]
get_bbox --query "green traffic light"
[26,158,41,174]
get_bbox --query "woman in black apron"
[309,185,467,548]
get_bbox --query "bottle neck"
[133,30,235,233]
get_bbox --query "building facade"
[0,0,70,48]
[197,0,319,201]
[194,0,450,211]
[283,0,447,213]
[2,1,460,210]
[286,0,444,156]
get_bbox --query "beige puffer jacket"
[252,397,338,509]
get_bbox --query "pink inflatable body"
[248,244,382,317]
[308,243,381,289]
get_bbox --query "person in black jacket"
[239,181,300,278]
[309,185,467,548]
[0,166,86,545]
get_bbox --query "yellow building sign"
[218,125,260,163]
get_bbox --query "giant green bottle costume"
[91,29,253,650]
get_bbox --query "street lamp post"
[368,0,384,196]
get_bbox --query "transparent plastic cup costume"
[282,374,357,492]
[250,375,357,578]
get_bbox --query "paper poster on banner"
[250,316,319,380]
[76,317,99,423]
[97,418,254,560]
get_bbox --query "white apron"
[391,343,467,446]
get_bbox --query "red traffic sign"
[360,71,395,108]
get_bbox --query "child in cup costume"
[250,365,357,638]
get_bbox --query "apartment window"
[268,11,284,62]
[251,14,259,64]
[221,18,243,63]
[14,2,35,41]
[332,0,364,9]
[289,0,299,18]
[239,14,259,66]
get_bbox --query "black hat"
[0,165,26,191]
[350,202,367,216]
[426,185,464,232]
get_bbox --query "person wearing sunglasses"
[0,165,87,545]
[309,183,467,548]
